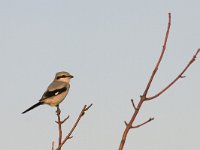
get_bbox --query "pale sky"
[0,0,199,150]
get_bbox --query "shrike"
[22,71,73,114]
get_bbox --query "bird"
[22,71,73,114]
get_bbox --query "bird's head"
[55,71,74,83]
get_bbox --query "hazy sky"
[0,0,199,150]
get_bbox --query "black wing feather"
[41,86,67,100]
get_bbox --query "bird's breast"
[44,91,67,106]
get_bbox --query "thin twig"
[56,104,93,150]
[119,13,171,150]
[61,116,70,124]
[84,103,93,111]
[124,121,128,126]
[143,13,171,97]
[131,99,137,110]
[132,118,154,128]
[146,48,200,100]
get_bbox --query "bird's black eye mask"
[56,75,67,80]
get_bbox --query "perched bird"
[22,71,73,114]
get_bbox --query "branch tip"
[61,116,70,124]
[124,121,128,126]
[149,117,155,121]
[168,13,171,24]
[180,75,186,78]
[132,117,154,129]
[131,99,137,110]
[85,103,93,111]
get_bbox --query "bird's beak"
[70,75,74,78]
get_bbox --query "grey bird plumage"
[22,71,73,114]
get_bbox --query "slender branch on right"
[118,13,199,150]
[142,13,171,97]
[118,13,172,150]
[146,48,200,100]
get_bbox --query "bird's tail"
[22,102,43,114]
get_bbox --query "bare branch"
[119,13,171,150]
[143,13,171,97]
[85,103,93,111]
[132,118,154,128]
[61,116,70,124]
[56,104,92,150]
[56,106,62,150]
[146,48,200,100]
[119,12,199,150]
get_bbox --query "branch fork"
[52,104,93,150]
[124,118,154,129]
[132,118,154,128]
[119,13,199,150]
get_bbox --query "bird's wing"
[40,81,69,101]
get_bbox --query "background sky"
[0,0,199,150]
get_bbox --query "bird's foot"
[56,106,61,115]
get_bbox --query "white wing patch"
[55,91,59,95]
